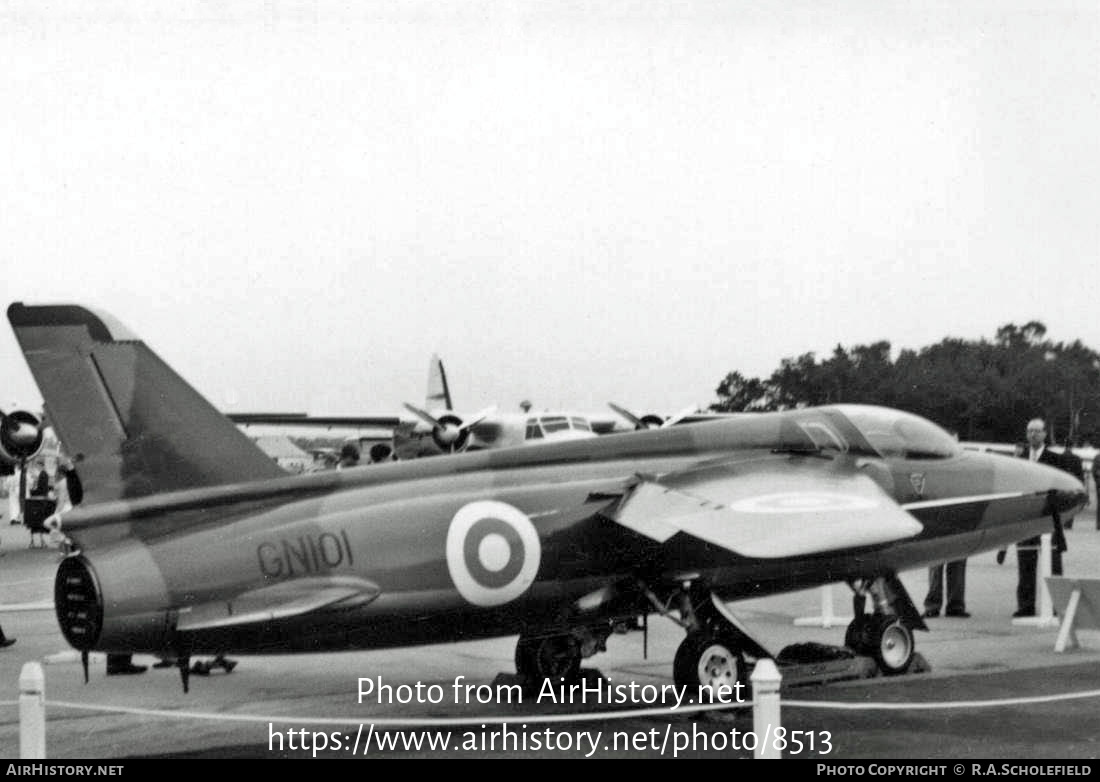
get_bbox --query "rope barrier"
[784,687,1100,710]
[36,697,754,726]
[3,683,1098,726]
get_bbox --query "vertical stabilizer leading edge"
[425,352,453,411]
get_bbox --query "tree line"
[710,322,1100,446]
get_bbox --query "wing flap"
[176,577,381,632]
[611,456,922,559]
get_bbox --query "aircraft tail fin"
[425,352,453,411]
[7,303,285,505]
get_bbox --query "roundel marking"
[728,492,879,514]
[447,501,541,607]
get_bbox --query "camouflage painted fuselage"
[55,406,1084,657]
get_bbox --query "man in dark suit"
[1059,441,1084,529]
[1011,418,1068,617]
[1092,455,1100,530]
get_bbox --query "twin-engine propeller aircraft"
[9,302,1086,696]
[229,353,599,460]
[606,403,744,431]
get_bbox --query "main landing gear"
[658,572,924,695]
[673,626,747,699]
[514,625,615,685]
[659,581,769,699]
[511,572,925,693]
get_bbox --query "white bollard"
[793,584,853,628]
[19,661,45,759]
[750,658,782,759]
[1037,533,1055,622]
[1012,533,1059,627]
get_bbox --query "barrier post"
[19,661,45,759]
[793,585,853,628]
[1013,534,1059,628]
[750,659,782,759]
[1038,533,1054,622]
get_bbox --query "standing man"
[1,459,16,525]
[1012,418,1068,617]
[923,560,969,618]
[1092,453,1100,530]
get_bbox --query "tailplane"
[8,303,285,505]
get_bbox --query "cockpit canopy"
[525,415,593,440]
[759,405,959,461]
[834,405,960,460]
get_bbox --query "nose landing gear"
[844,613,915,675]
[845,575,922,676]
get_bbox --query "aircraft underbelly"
[169,575,634,655]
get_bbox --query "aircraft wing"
[609,455,922,559]
[228,413,402,428]
[175,576,381,632]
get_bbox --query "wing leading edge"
[609,455,922,559]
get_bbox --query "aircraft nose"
[989,453,1087,516]
[1049,468,1088,517]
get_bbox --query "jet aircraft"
[9,303,1086,696]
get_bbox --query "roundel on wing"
[446,501,541,607]
[727,492,879,514]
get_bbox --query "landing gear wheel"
[673,630,747,701]
[515,633,582,684]
[870,616,914,675]
[844,614,876,654]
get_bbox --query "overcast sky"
[1,0,1097,421]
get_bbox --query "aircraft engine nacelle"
[55,548,173,654]
[432,414,472,453]
[635,414,665,430]
[0,409,45,465]
[369,443,394,463]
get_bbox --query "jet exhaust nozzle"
[55,556,104,650]
[55,544,174,654]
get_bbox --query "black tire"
[673,630,748,702]
[515,633,581,684]
[844,614,875,654]
[869,616,914,676]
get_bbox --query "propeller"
[661,405,701,428]
[402,404,498,453]
[607,403,668,431]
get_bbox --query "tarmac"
[2,502,1100,759]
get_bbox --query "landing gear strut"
[649,579,766,700]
